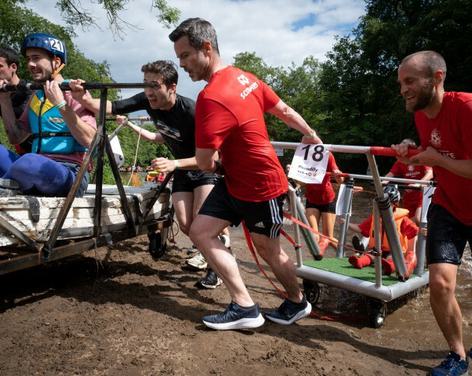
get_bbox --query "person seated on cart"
[346,184,418,277]
[0,33,96,197]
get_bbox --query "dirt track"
[1,222,470,376]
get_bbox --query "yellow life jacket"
[367,208,410,253]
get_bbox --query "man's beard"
[412,80,435,112]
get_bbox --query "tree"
[7,0,180,37]
[0,2,171,184]
[316,0,472,173]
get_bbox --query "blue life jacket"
[28,90,87,154]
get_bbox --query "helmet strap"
[51,62,65,79]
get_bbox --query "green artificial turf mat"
[303,257,404,286]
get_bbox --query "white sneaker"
[186,251,208,270]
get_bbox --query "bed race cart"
[274,142,433,327]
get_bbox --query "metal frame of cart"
[274,142,434,327]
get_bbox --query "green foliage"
[233,1,472,174]
[0,3,165,184]
[54,0,180,36]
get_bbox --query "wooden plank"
[0,186,170,247]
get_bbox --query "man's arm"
[151,156,199,172]
[116,115,164,143]
[195,148,219,173]
[68,79,112,115]
[411,146,472,179]
[46,80,96,147]
[267,99,322,144]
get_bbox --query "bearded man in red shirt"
[394,50,472,376]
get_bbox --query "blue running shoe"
[264,296,312,325]
[431,352,468,376]
[202,302,265,330]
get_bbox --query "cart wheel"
[148,228,168,260]
[368,300,387,328]
[303,280,321,306]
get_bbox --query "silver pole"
[336,179,354,258]
[373,199,382,288]
[288,187,303,267]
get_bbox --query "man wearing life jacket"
[347,184,418,276]
[0,46,33,154]
[0,33,96,197]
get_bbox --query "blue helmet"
[384,184,401,204]
[21,33,67,64]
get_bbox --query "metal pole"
[367,153,407,280]
[294,194,321,259]
[336,178,354,258]
[288,186,303,267]
[93,89,107,238]
[414,185,430,276]
[373,199,382,288]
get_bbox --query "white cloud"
[24,0,365,100]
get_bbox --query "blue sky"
[25,0,365,100]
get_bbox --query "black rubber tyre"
[148,227,168,260]
[368,300,387,328]
[303,280,321,306]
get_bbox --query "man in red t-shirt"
[394,50,472,375]
[386,138,433,224]
[170,18,322,331]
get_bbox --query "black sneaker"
[202,302,265,330]
[430,351,468,376]
[264,296,312,325]
[195,269,222,289]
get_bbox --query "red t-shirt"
[305,153,339,205]
[195,66,287,202]
[415,92,472,225]
[389,161,432,212]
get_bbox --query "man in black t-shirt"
[71,60,228,289]
[0,47,32,154]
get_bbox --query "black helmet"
[21,33,67,64]
[384,184,401,204]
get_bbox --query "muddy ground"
[0,221,470,375]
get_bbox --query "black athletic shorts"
[198,179,286,238]
[426,204,472,265]
[172,169,219,193]
[305,199,336,214]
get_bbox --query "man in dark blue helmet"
[0,33,96,197]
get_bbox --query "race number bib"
[288,143,329,184]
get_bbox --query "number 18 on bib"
[288,143,329,184]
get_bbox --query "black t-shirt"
[112,92,197,159]
[0,79,32,119]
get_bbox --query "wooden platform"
[0,183,170,247]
